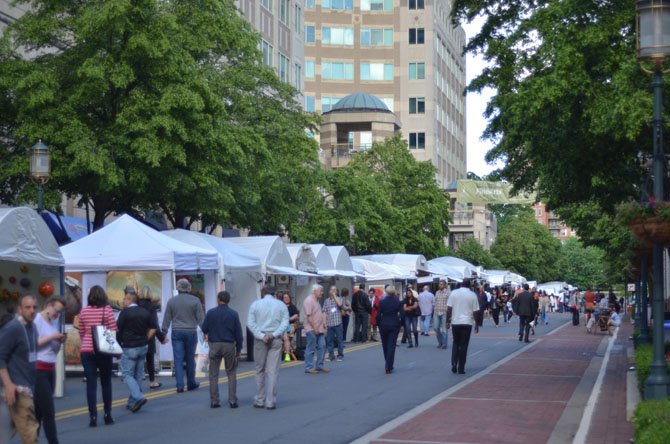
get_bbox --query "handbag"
[92,306,123,357]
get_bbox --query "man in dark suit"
[351,284,371,342]
[513,284,538,343]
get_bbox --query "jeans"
[34,369,58,443]
[380,326,400,371]
[304,332,326,371]
[420,314,432,334]
[326,324,344,359]
[353,313,369,342]
[433,314,448,347]
[121,345,148,407]
[172,330,198,390]
[451,324,473,373]
[81,352,113,417]
[404,316,418,345]
[540,307,548,324]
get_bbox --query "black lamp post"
[637,0,670,399]
[29,140,50,213]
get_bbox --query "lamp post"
[29,140,51,213]
[637,0,670,399]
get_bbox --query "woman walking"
[402,288,420,348]
[138,286,166,389]
[34,296,66,443]
[78,286,117,427]
[376,286,403,374]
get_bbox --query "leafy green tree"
[557,237,610,289]
[490,212,562,282]
[291,135,451,256]
[455,237,503,269]
[0,0,319,231]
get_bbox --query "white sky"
[462,18,504,178]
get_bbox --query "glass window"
[322,62,354,80]
[293,63,301,91]
[279,0,289,25]
[305,60,315,79]
[322,27,354,45]
[361,28,393,46]
[306,25,315,43]
[360,63,393,81]
[409,62,425,80]
[409,132,425,149]
[261,0,273,12]
[380,97,394,112]
[323,0,353,10]
[279,53,289,83]
[322,96,341,113]
[409,0,424,9]
[305,95,315,112]
[261,40,273,67]
[409,97,425,114]
[361,0,393,11]
[305,0,315,8]
[294,5,302,34]
[409,28,424,44]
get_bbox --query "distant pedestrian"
[137,286,167,390]
[281,292,299,362]
[161,278,205,393]
[351,284,371,342]
[247,286,289,410]
[303,284,328,374]
[202,291,243,409]
[433,280,449,349]
[339,288,352,341]
[513,284,538,343]
[323,286,344,362]
[538,291,550,325]
[446,279,480,374]
[34,296,66,444]
[117,286,158,414]
[475,287,488,327]
[418,285,434,336]
[368,289,381,341]
[490,287,502,327]
[568,290,580,326]
[402,288,420,348]
[376,286,403,374]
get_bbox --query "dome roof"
[326,93,391,114]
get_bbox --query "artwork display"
[106,271,162,311]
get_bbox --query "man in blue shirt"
[202,291,243,409]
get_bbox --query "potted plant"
[617,197,670,245]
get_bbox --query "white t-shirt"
[447,287,480,325]
[34,312,60,364]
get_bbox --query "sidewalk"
[356,318,635,444]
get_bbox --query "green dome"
[326,93,391,114]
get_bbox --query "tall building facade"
[303,0,467,187]
[532,203,578,241]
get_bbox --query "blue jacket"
[376,297,403,328]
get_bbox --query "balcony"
[330,143,373,168]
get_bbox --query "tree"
[557,237,610,289]
[0,0,319,231]
[490,212,562,282]
[290,135,451,256]
[455,237,503,269]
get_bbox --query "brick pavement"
[365,319,634,444]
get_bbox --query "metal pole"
[36,182,43,213]
[634,275,642,332]
[645,69,670,399]
[639,258,651,343]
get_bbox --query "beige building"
[303,0,467,187]
[446,181,497,251]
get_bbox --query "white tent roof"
[429,256,478,280]
[424,261,463,282]
[223,236,313,276]
[0,207,64,267]
[327,246,354,271]
[311,244,357,278]
[355,254,428,276]
[286,244,319,273]
[61,214,219,272]
[351,258,416,281]
[537,281,568,295]
[310,244,335,271]
[162,230,263,281]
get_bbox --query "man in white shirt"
[607,310,621,336]
[247,286,289,410]
[418,286,435,336]
[446,279,480,375]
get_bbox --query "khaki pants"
[253,338,282,408]
[8,393,38,444]
[208,342,238,405]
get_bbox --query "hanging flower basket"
[618,198,670,246]
[629,216,670,246]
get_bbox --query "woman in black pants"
[402,288,420,348]
[376,286,403,374]
[138,286,166,389]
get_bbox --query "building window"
[322,61,354,80]
[322,96,341,113]
[380,97,394,112]
[294,5,302,34]
[322,27,354,46]
[293,63,302,91]
[409,28,424,44]
[409,62,425,80]
[261,40,273,67]
[360,28,393,46]
[261,0,273,13]
[279,0,289,25]
[306,25,315,43]
[305,60,315,79]
[305,0,315,8]
[409,132,425,149]
[409,0,424,9]
[360,0,393,11]
[279,53,289,83]
[409,97,425,114]
[322,0,354,10]
[305,95,315,112]
[360,63,394,81]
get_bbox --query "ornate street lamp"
[637,0,670,399]
[29,140,50,213]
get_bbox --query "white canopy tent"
[428,256,479,281]
[537,281,568,295]
[355,253,428,276]
[0,207,65,267]
[351,258,416,284]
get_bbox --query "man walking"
[513,284,538,343]
[247,286,289,410]
[303,284,328,374]
[323,286,344,362]
[117,286,157,413]
[418,285,435,336]
[351,284,371,342]
[161,278,204,393]
[202,291,243,409]
[0,295,38,444]
[433,280,449,349]
[446,279,480,374]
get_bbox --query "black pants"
[353,313,369,342]
[451,325,472,373]
[342,315,350,341]
[81,352,113,417]
[379,326,400,371]
[571,307,580,325]
[146,351,156,382]
[35,369,58,444]
[491,308,500,326]
[518,315,532,340]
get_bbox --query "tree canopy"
[556,237,611,289]
[0,0,320,231]
[455,237,503,269]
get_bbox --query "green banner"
[456,180,536,204]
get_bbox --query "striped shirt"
[78,306,117,353]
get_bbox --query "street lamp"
[29,140,50,213]
[637,0,670,399]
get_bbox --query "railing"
[331,143,373,158]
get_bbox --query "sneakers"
[336,356,343,362]
[283,354,291,362]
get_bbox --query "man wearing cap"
[117,286,158,413]
[161,279,205,393]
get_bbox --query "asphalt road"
[43,314,570,444]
